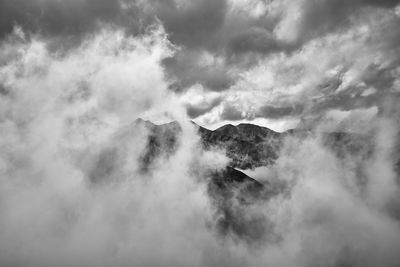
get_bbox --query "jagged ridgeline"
[105,118,376,242]
[131,118,374,173]
[132,118,284,171]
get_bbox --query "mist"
[0,24,400,267]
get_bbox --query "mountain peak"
[216,124,235,130]
[133,118,154,128]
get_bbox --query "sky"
[1,1,400,267]
[1,0,399,131]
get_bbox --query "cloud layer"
[0,2,400,267]
[1,0,399,129]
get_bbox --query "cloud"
[142,0,228,48]
[186,97,223,118]
[220,103,301,121]
[163,49,234,92]
[0,25,223,267]
[205,103,400,266]
[228,27,280,54]
[138,0,280,93]
[0,0,127,37]
[220,103,248,121]
[256,104,304,119]
[364,0,400,7]
[0,17,400,267]
[199,4,400,126]
[179,85,224,118]
[1,0,400,103]
[275,0,400,45]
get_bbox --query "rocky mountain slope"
[113,118,378,242]
[198,123,282,169]
[130,118,376,185]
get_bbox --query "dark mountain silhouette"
[130,119,375,179]
[118,119,282,241]
[207,166,283,243]
[132,119,182,173]
[107,119,378,242]
[198,123,282,169]
[87,118,396,243]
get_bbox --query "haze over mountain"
[131,118,376,172]
[106,118,384,244]
[1,1,400,266]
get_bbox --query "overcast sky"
[1,0,399,131]
[1,2,400,267]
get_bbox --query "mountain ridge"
[94,118,380,242]
[132,118,375,171]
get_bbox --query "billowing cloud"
[4,0,399,118]
[1,5,400,266]
[221,102,249,121]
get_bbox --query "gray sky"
[1,2,400,266]
[0,0,399,131]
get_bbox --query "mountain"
[110,119,378,242]
[131,119,182,173]
[207,166,276,242]
[198,123,282,169]
[129,119,376,175]
[116,119,282,241]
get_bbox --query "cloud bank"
[1,0,400,128]
[0,2,400,267]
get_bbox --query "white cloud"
[1,3,400,267]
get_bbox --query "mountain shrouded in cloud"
[1,1,400,267]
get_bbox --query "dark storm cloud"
[279,0,400,45]
[159,0,400,94]
[228,27,281,55]
[0,0,234,92]
[142,0,284,92]
[256,104,304,119]
[311,61,399,114]
[221,94,383,121]
[312,92,400,114]
[0,0,130,38]
[1,0,399,121]
[219,89,399,122]
[163,50,233,92]
[161,0,400,120]
[186,97,223,118]
[0,82,7,96]
[220,103,248,121]
[363,0,400,7]
[361,64,397,90]
[0,0,230,92]
[256,94,386,121]
[144,0,233,92]
[147,0,228,48]
[371,15,400,52]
